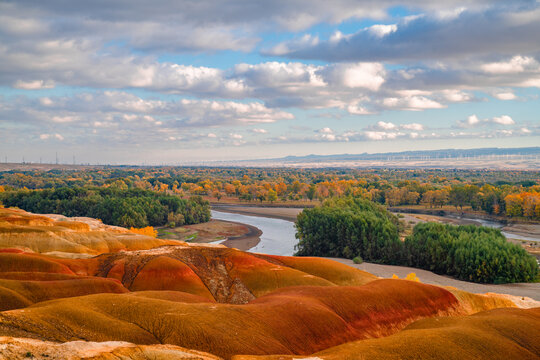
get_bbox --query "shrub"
[404,223,539,283]
[295,197,403,264]
[353,256,363,264]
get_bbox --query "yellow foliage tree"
[130,226,157,238]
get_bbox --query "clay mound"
[130,256,214,300]
[0,208,55,227]
[80,246,357,303]
[260,254,378,286]
[0,247,377,309]
[235,307,540,360]
[0,252,75,274]
[0,277,128,311]
[127,290,216,303]
[1,247,523,312]
[0,279,469,359]
[0,337,222,360]
[0,207,182,255]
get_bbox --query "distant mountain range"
[259,147,540,163]
[199,147,540,170]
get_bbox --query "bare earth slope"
[0,207,538,359]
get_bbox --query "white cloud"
[52,115,77,123]
[251,128,267,133]
[481,56,538,74]
[458,114,515,127]
[401,123,424,131]
[323,62,385,91]
[364,131,401,140]
[492,115,515,125]
[382,96,445,111]
[368,24,397,38]
[466,114,481,126]
[347,102,372,115]
[493,91,517,100]
[376,121,396,130]
[39,133,64,141]
[13,80,55,90]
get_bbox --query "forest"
[0,187,210,228]
[0,167,538,221]
[295,198,539,284]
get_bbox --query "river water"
[211,210,298,256]
[445,216,540,242]
[211,209,539,256]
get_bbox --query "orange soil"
[0,279,472,359]
[0,207,182,255]
[235,307,540,360]
[0,207,537,359]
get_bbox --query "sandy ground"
[328,258,540,301]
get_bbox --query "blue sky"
[0,0,539,164]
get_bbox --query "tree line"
[0,187,210,228]
[295,197,539,284]
[1,167,539,220]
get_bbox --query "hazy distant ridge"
[264,147,540,163]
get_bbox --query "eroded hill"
[0,207,538,359]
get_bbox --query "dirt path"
[328,258,540,300]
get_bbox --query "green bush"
[404,223,539,283]
[353,256,363,264]
[294,197,403,264]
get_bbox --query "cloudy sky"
[1,0,540,164]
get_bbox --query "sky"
[1,0,540,164]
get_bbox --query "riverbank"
[157,219,261,251]
[212,204,303,222]
[329,258,540,301]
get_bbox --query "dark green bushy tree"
[405,223,538,283]
[295,197,403,264]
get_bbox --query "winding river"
[211,210,298,256]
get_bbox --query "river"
[444,215,540,242]
[211,210,298,256]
